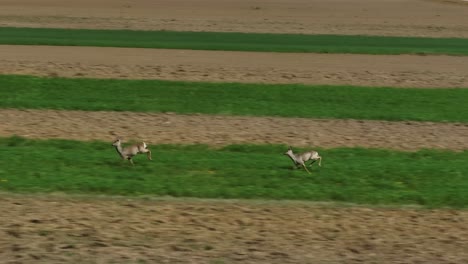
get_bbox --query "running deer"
[112,138,152,165]
[284,146,322,174]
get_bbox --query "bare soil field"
[2,109,468,151]
[2,45,468,88]
[1,0,468,37]
[1,194,467,264]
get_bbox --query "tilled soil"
[0,194,467,264]
[2,45,468,88]
[1,0,468,37]
[2,109,468,151]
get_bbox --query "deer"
[111,138,152,165]
[284,146,322,174]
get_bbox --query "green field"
[1,75,467,122]
[2,25,467,209]
[1,136,467,207]
[2,27,468,55]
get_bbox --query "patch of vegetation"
[1,27,468,55]
[1,75,468,122]
[1,137,468,208]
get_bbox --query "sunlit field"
[1,136,467,207]
[1,27,468,55]
[2,75,468,122]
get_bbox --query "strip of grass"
[1,27,468,55]
[1,75,468,122]
[1,136,467,208]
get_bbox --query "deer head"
[284,146,293,156]
[112,138,122,147]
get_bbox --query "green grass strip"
[1,136,467,208]
[2,27,468,55]
[1,75,468,122]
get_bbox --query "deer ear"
[288,146,292,150]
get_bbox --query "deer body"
[284,146,322,174]
[112,139,152,165]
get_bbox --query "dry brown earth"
[1,0,468,37]
[1,194,468,264]
[2,109,468,151]
[2,45,468,88]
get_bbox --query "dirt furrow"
[2,45,468,88]
[1,109,467,151]
[1,0,468,37]
[1,194,467,264]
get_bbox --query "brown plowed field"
[2,45,468,88]
[1,0,468,37]
[1,194,468,264]
[2,1,468,263]
[2,109,468,151]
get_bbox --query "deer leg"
[309,160,317,167]
[318,157,322,167]
[128,158,134,166]
[140,148,152,160]
[302,163,311,174]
